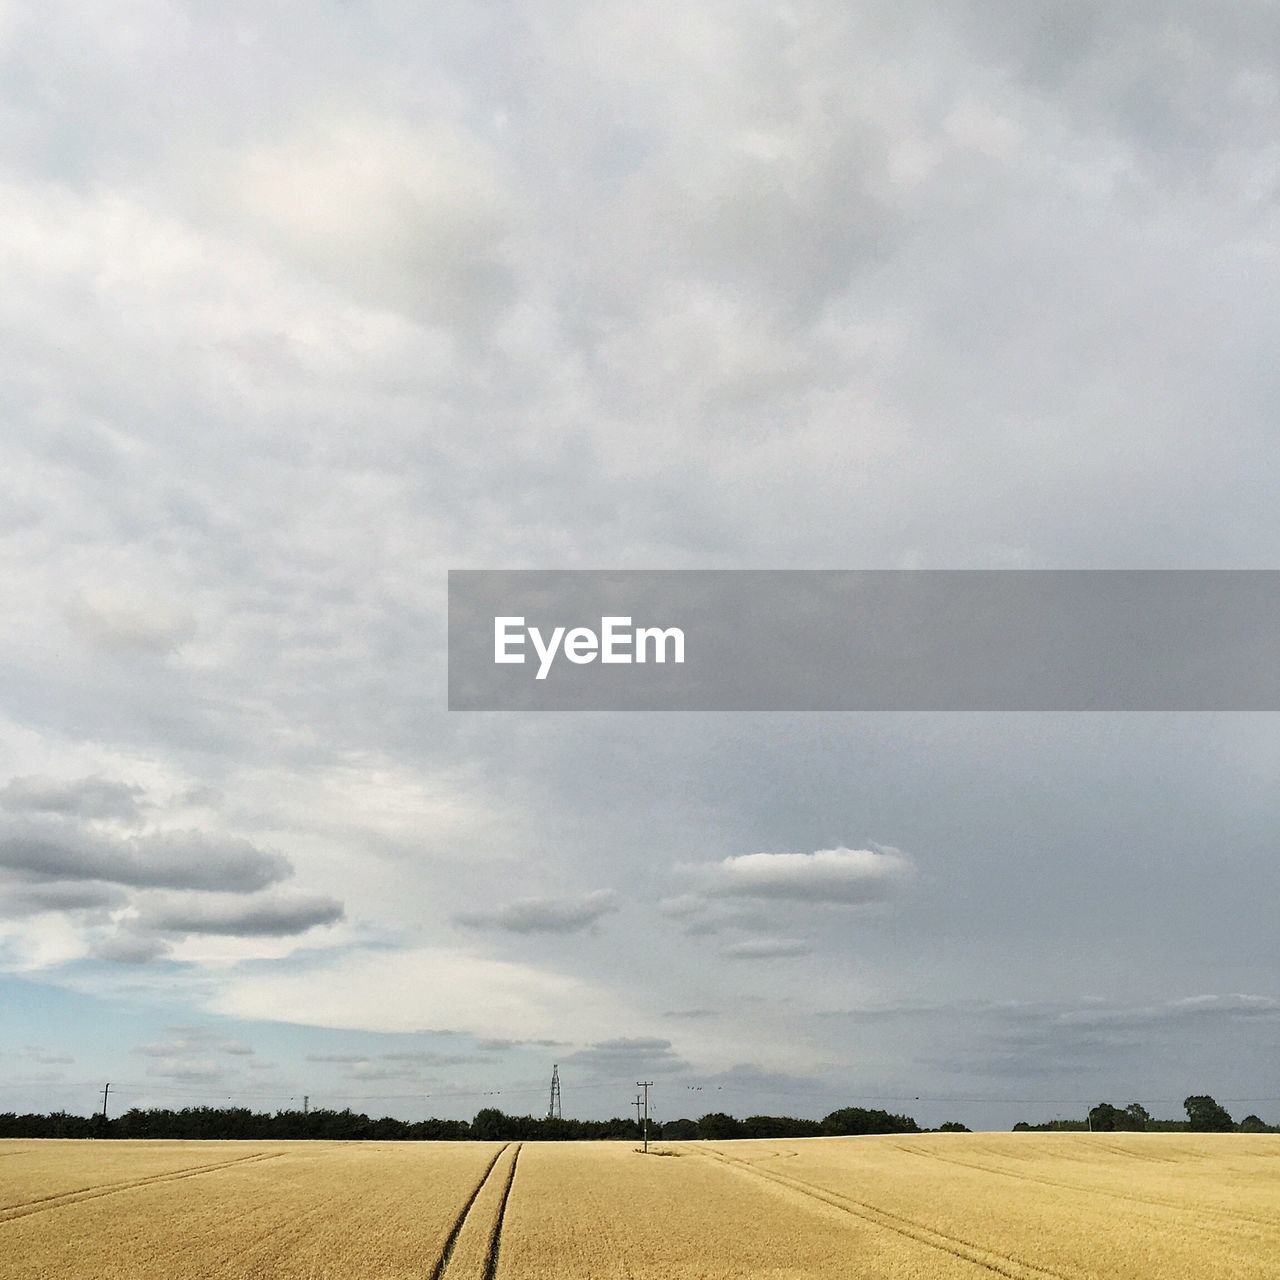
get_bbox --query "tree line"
[1013,1095,1277,1133]
[0,1102,939,1142]
[1,1093,1270,1141]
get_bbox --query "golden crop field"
[1,1132,1276,1278]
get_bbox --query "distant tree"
[821,1107,919,1136]
[739,1115,823,1139]
[470,1107,508,1140]
[937,1121,970,1132]
[1184,1095,1234,1132]
[1087,1103,1128,1132]
[696,1112,742,1140]
[1124,1103,1151,1131]
[660,1118,698,1140]
[1238,1114,1272,1133]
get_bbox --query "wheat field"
[1,1133,1275,1278]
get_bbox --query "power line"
[4,1077,1280,1113]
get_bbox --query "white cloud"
[704,846,913,904]
[210,946,621,1043]
[229,116,516,334]
[65,586,196,655]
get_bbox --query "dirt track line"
[0,1151,285,1225]
[428,1145,510,1280]
[695,1147,1074,1280]
[891,1142,1280,1233]
[1089,1140,1179,1164]
[482,1143,521,1280]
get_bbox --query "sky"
[2,0,1280,1131]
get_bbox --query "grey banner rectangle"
[447,570,1280,710]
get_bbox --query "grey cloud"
[24,1048,75,1065]
[1053,994,1280,1030]
[720,937,811,960]
[136,891,344,937]
[342,1064,417,1081]
[698,1062,824,1094]
[657,894,708,920]
[821,995,1280,1030]
[343,1054,475,1080]
[948,0,1280,161]
[145,1059,225,1081]
[455,889,620,935]
[648,116,889,324]
[380,1050,477,1065]
[177,785,222,808]
[563,1036,689,1077]
[135,1034,253,1058]
[0,820,292,893]
[816,1001,972,1021]
[91,932,172,964]
[0,879,127,918]
[475,1038,569,1052]
[657,894,756,937]
[305,1053,367,1064]
[0,775,144,823]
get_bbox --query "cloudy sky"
[2,1,1280,1130]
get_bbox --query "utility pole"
[633,1095,642,1130]
[100,1082,111,1121]
[636,1081,653,1153]
[303,1095,309,1116]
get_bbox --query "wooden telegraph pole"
[636,1081,653,1153]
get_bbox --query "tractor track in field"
[430,1143,522,1280]
[889,1142,1280,1234]
[0,1151,285,1225]
[1088,1140,1180,1164]
[482,1143,521,1280]
[693,1146,1077,1280]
